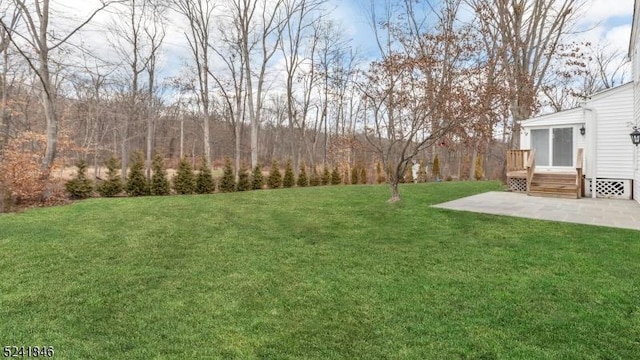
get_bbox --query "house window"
[531,129,549,166]
[552,128,573,166]
[530,127,573,167]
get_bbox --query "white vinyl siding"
[634,41,640,202]
[590,84,635,179]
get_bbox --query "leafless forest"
[0,0,630,202]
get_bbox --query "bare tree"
[0,4,19,148]
[143,2,166,178]
[109,0,165,178]
[540,42,630,112]
[228,0,285,169]
[209,18,247,181]
[467,0,586,147]
[174,0,215,166]
[0,0,120,171]
[279,0,325,174]
[360,0,472,202]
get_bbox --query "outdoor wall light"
[631,126,640,146]
[579,125,586,136]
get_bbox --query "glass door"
[552,128,573,166]
[531,129,549,166]
[530,127,573,167]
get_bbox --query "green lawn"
[1,181,639,359]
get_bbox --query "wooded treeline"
[0,0,630,202]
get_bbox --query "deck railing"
[526,150,536,193]
[506,149,531,172]
[575,148,584,198]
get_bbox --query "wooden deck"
[506,149,583,199]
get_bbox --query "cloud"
[578,0,633,25]
[573,1,633,57]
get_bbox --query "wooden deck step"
[528,172,580,199]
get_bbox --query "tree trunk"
[469,147,477,181]
[389,180,401,203]
[234,125,241,182]
[41,91,58,171]
[120,131,128,180]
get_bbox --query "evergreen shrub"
[252,163,264,190]
[173,158,196,195]
[268,160,282,189]
[331,166,341,185]
[360,167,367,184]
[296,163,308,187]
[196,158,215,194]
[96,156,123,197]
[150,154,170,196]
[126,151,149,196]
[351,167,359,185]
[474,156,484,180]
[321,167,331,185]
[237,163,251,192]
[432,154,441,179]
[283,160,295,188]
[376,162,385,184]
[65,160,93,199]
[219,157,236,193]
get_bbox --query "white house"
[631,0,640,204]
[509,1,640,201]
[518,82,636,199]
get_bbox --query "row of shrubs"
[65,152,369,200]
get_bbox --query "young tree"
[219,157,236,193]
[296,162,308,187]
[330,166,341,185]
[126,151,149,196]
[267,160,282,189]
[360,167,367,184]
[150,154,170,196]
[359,0,470,202]
[351,167,358,185]
[376,162,385,184]
[97,156,124,197]
[251,163,264,190]
[283,159,295,188]
[321,166,331,185]
[432,155,441,180]
[196,158,215,194]
[65,160,94,200]
[173,158,196,195]
[237,163,251,191]
[474,155,484,180]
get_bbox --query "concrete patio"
[432,191,640,231]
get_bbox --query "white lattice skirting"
[507,178,527,192]
[585,179,633,199]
